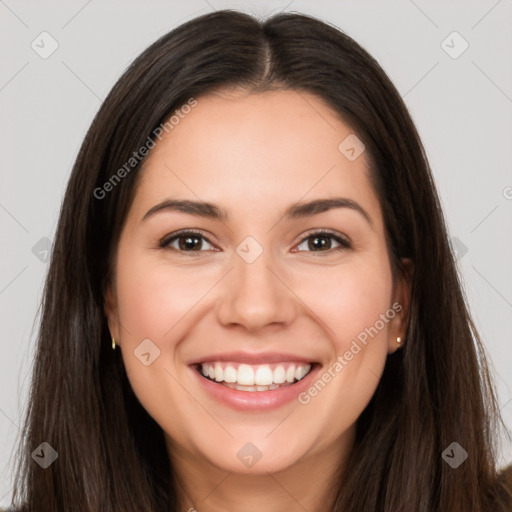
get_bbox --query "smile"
[199,362,312,392]
[190,354,320,411]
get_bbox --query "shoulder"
[498,464,512,486]
[493,464,512,511]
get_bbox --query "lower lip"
[191,364,320,411]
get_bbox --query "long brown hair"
[10,9,512,512]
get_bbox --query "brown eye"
[295,231,351,253]
[161,231,215,252]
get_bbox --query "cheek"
[297,256,393,350]
[115,252,212,343]
[113,253,201,437]
[113,251,224,426]
[294,256,393,428]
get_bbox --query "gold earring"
[397,337,402,344]
[112,337,116,350]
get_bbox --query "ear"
[387,258,413,354]
[104,283,120,346]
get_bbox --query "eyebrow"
[142,197,373,227]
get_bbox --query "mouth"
[190,357,320,411]
[195,361,314,392]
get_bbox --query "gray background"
[1,0,511,505]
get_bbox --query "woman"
[8,9,512,512]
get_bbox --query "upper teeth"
[200,362,312,386]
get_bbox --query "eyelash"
[159,229,351,255]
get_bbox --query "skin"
[105,88,410,512]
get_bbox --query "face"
[105,88,409,478]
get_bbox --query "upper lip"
[188,351,317,365]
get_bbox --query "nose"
[216,247,298,333]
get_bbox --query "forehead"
[130,88,380,225]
